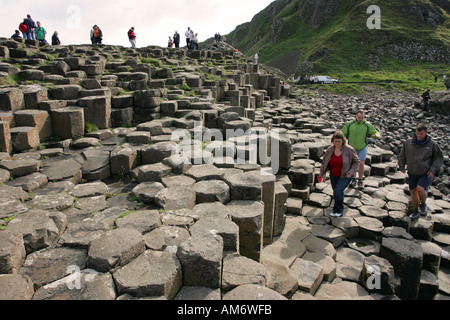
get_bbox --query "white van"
[313,76,339,84]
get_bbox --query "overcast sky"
[0,0,275,48]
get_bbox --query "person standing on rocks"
[185,27,191,48]
[34,21,47,44]
[128,27,136,48]
[421,89,431,113]
[318,131,360,217]
[91,25,103,45]
[398,123,444,220]
[342,110,381,190]
[25,14,36,40]
[51,31,61,45]
[173,31,180,48]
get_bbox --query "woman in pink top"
[319,131,359,217]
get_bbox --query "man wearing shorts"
[398,123,443,220]
[342,110,381,189]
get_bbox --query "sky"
[0,0,275,48]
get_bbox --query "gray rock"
[222,284,288,300]
[0,274,34,300]
[32,270,116,300]
[87,228,146,272]
[113,250,182,299]
[6,210,67,253]
[176,233,223,289]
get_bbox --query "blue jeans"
[330,175,353,214]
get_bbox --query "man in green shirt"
[342,110,381,189]
[35,21,47,43]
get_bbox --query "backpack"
[93,29,100,37]
[19,23,28,33]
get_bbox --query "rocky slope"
[0,38,449,301]
[224,0,450,76]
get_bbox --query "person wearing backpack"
[25,14,37,40]
[341,110,381,189]
[19,19,29,39]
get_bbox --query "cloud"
[1,0,274,47]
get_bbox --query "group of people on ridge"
[318,111,443,221]
[16,14,60,45]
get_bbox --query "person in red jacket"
[128,27,136,48]
[318,131,360,217]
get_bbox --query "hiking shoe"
[419,203,428,217]
[350,179,357,188]
[358,179,364,189]
[410,209,420,221]
[331,212,343,218]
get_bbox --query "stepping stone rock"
[222,284,288,300]
[380,237,423,300]
[20,247,88,289]
[0,274,34,300]
[115,210,161,234]
[190,217,239,252]
[131,182,165,203]
[223,172,262,201]
[222,254,269,293]
[175,286,221,300]
[290,258,323,295]
[6,210,67,253]
[144,226,190,251]
[193,179,230,204]
[32,270,116,300]
[176,233,223,289]
[113,250,182,299]
[40,158,82,183]
[87,228,146,273]
[0,231,26,274]
[155,186,196,211]
[0,158,40,179]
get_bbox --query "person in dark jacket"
[173,31,180,48]
[52,31,61,45]
[25,14,37,40]
[398,123,444,220]
[421,89,431,113]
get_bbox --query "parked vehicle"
[313,76,340,84]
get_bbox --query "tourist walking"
[173,31,180,48]
[254,53,259,64]
[34,21,47,43]
[421,89,431,113]
[398,123,443,220]
[318,131,360,217]
[341,110,381,189]
[128,27,136,48]
[168,36,174,48]
[51,31,61,45]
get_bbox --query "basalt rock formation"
[0,38,449,301]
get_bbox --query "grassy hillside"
[226,0,449,86]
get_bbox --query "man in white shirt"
[185,27,191,48]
